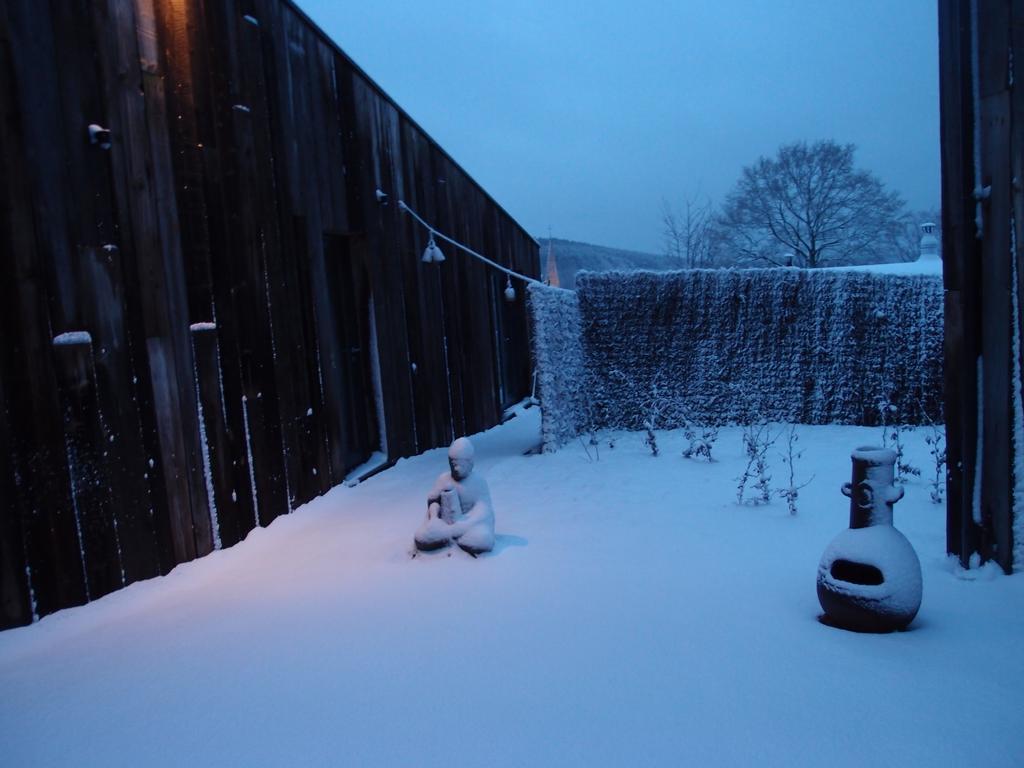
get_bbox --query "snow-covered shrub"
[639,381,676,457]
[527,284,586,450]
[643,424,659,456]
[878,400,921,481]
[922,419,946,504]
[681,421,719,461]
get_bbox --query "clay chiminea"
[817,446,922,632]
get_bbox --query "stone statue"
[414,437,495,555]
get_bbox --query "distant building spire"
[545,230,560,287]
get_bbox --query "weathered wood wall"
[939,0,1023,572]
[0,0,538,628]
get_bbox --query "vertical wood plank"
[0,339,32,628]
[174,2,259,546]
[978,2,1014,571]
[939,0,981,565]
[94,0,209,565]
[89,0,177,575]
[1,0,90,617]
[52,338,123,600]
[202,0,289,526]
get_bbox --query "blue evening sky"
[299,1,939,253]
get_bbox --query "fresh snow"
[829,258,943,276]
[343,450,389,487]
[61,441,91,602]
[817,524,923,615]
[192,339,221,551]
[1,407,1022,767]
[1013,215,1024,571]
[241,394,260,528]
[52,331,92,346]
[367,295,389,459]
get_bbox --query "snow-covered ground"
[1,406,1021,767]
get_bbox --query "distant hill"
[538,238,669,289]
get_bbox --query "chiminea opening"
[830,559,884,586]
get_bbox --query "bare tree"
[715,140,907,268]
[662,194,714,269]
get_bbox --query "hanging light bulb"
[421,232,445,263]
[504,276,516,302]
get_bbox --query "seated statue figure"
[414,437,495,555]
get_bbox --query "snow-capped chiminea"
[918,222,940,261]
[817,446,922,632]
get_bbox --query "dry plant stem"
[737,423,779,505]
[776,426,813,515]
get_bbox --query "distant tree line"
[662,140,938,269]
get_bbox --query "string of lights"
[398,200,541,302]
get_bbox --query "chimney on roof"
[918,222,940,261]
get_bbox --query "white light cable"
[398,200,542,286]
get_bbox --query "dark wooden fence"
[939,0,1023,572]
[0,0,538,628]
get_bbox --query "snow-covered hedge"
[527,284,586,450]
[532,269,943,450]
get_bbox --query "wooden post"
[977,2,1014,570]
[941,0,981,567]
[941,0,1024,572]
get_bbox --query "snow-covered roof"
[827,258,943,277]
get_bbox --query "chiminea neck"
[848,447,899,528]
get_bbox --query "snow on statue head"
[448,436,475,480]
[413,436,495,556]
[449,436,475,459]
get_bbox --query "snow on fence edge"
[527,284,586,451]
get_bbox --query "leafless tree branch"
[714,140,908,268]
